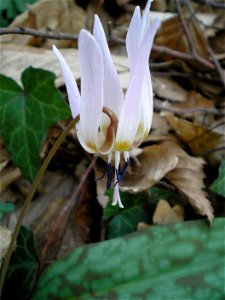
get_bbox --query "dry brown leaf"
[120,145,179,192]
[137,222,150,230]
[153,77,188,102]
[0,167,21,193]
[163,113,224,164]
[0,160,9,173]
[162,140,214,223]
[154,16,210,70]
[0,44,129,89]
[152,199,184,225]
[1,0,86,48]
[169,91,215,124]
[0,227,13,266]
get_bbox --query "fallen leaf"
[0,226,13,266]
[154,16,210,70]
[153,77,188,102]
[0,167,21,193]
[152,199,184,225]
[163,140,214,223]
[0,44,130,89]
[137,222,150,230]
[121,145,179,192]
[1,0,86,48]
[163,113,224,165]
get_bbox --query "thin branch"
[184,0,225,87]
[0,26,215,70]
[208,46,225,87]
[175,0,215,70]
[38,156,97,274]
[0,27,79,40]
[154,101,225,116]
[201,146,225,157]
[176,0,196,54]
[192,0,225,9]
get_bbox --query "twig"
[38,156,97,274]
[201,146,225,157]
[192,0,225,9]
[0,27,79,40]
[154,102,225,116]
[184,0,225,87]
[176,0,196,54]
[208,46,225,87]
[0,26,215,70]
[175,0,214,70]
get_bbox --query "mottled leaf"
[210,159,225,197]
[3,226,39,300]
[0,67,70,181]
[32,218,224,300]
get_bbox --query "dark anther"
[114,159,130,186]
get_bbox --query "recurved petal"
[53,45,80,118]
[93,15,123,119]
[78,29,104,153]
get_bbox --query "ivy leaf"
[104,190,149,238]
[0,202,15,219]
[0,0,38,26]
[32,218,224,300]
[2,226,39,300]
[0,67,70,181]
[210,159,225,198]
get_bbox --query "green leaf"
[149,186,175,203]
[32,218,224,300]
[0,67,70,181]
[104,190,149,238]
[0,202,15,219]
[0,0,38,25]
[210,159,225,198]
[3,226,39,300]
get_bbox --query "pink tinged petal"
[141,0,153,35]
[126,6,142,68]
[52,45,80,118]
[93,15,123,119]
[78,29,104,153]
[135,67,153,145]
[116,17,160,151]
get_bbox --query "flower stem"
[0,116,80,296]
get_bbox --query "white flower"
[53,0,160,208]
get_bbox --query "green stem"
[0,116,79,296]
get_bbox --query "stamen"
[115,158,130,184]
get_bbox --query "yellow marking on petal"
[143,130,149,140]
[115,141,131,151]
[136,122,144,136]
[86,142,98,152]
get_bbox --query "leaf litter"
[0,0,225,298]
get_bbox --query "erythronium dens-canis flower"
[53,0,160,208]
